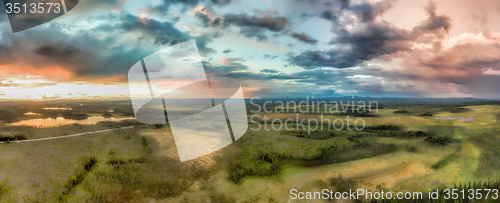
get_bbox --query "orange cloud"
[0,65,73,81]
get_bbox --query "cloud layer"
[0,0,500,98]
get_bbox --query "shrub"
[152,124,164,129]
[0,109,19,121]
[405,145,418,153]
[328,175,357,192]
[107,157,146,165]
[0,133,27,141]
[227,148,282,184]
[351,113,378,117]
[450,107,470,113]
[393,109,408,113]
[363,125,402,131]
[347,134,362,142]
[209,193,236,203]
[296,142,396,166]
[425,136,452,145]
[374,130,429,138]
[62,112,89,120]
[332,112,378,117]
[142,137,151,153]
[431,154,455,170]
[61,156,98,196]
[419,112,433,116]
[102,112,112,118]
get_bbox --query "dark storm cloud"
[210,0,232,6]
[0,12,217,81]
[411,1,451,39]
[291,32,318,44]
[193,8,289,41]
[152,0,231,14]
[222,13,288,32]
[34,45,80,57]
[195,12,213,27]
[319,10,338,22]
[260,69,279,74]
[120,14,188,46]
[119,14,215,55]
[289,0,451,69]
[339,0,351,9]
[418,43,500,85]
[289,48,358,69]
[348,0,393,23]
[193,34,218,55]
[239,27,268,41]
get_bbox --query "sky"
[1,0,500,100]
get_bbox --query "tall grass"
[66,130,213,201]
[60,156,98,198]
[468,126,500,178]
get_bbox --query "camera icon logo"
[128,40,248,162]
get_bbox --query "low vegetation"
[425,136,453,145]
[450,107,470,113]
[60,156,98,198]
[0,133,27,141]
[374,130,430,138]
[363,124,403,131]
[326,175,357,193]
[419,112,433,116]
[226,147,281,184]
[2,99,500,202]
[431,153,456,170]
[0,182,7,198]
[393,109,409,113]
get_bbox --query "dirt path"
[0,126,137,144]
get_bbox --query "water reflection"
[24,112,42,116]
[42,107,72,110]
[10,116,135,127]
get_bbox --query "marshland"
[1,98,500,202]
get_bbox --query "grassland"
[1,99,500,202]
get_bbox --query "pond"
[10,116,136,127]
